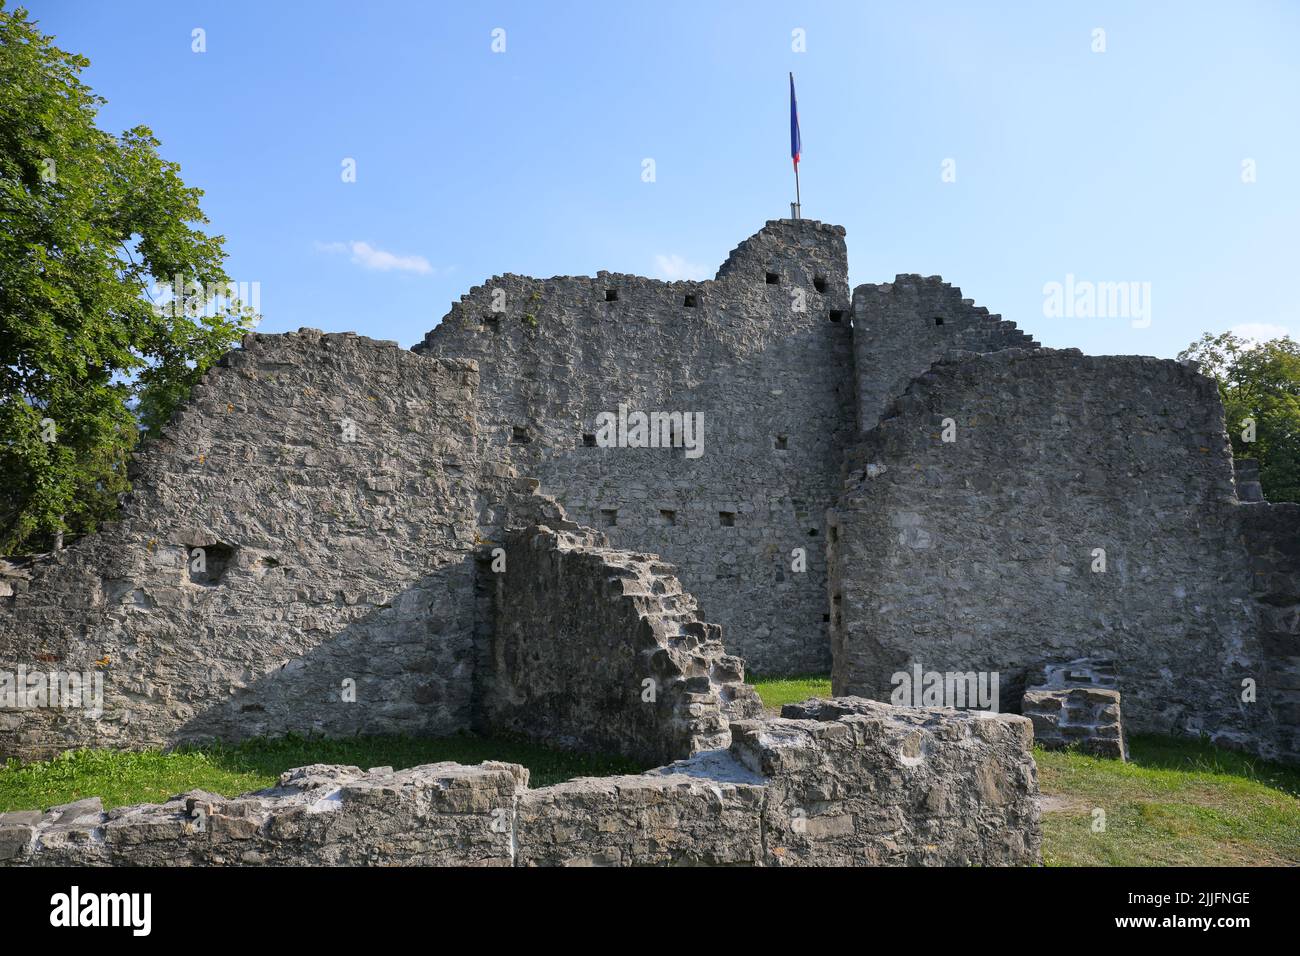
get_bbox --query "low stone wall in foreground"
[0,698,1041,867]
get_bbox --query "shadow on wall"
[0,552,481,764]
[0,330,486,762]
[479,525,763,767]
[171,559,479,749]
[173,528,763,768]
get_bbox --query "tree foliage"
[0,5,254,554]
[1179,331,1300,502]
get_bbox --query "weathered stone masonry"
[0,213,1296,799]
[0,331,484,758]
[415,219,855,675]
[1,699,1041,867]
[1240,503,1300,758]
[829,348,1295,760]
[0,329,761,769]
[481,521,763,766]
[850,274,1040,430]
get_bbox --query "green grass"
[0,733,647,812]
[754,674,1299,867]
[1036,734,1300,866]
[5,698,1298,869]
[750,674,832,712]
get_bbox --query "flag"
[789,72,801,169]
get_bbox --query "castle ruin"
[1,218,1296,866]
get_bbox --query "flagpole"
[790,71,801,220]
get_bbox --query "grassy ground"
[6,684,1298,868]
[749,675,832,712]
[750,677,1299,866]
[0,734,646,812]
[1035,734,1300,866]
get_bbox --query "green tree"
[0,5,254,554]
[1179,331,1300,502]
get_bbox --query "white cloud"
[1229,322,1291,344]
[314,240,433,275]
[653,253,709,281]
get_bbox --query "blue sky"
[24,0,1300,357]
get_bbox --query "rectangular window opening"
[718,511,735,527]
[187,543,236,586]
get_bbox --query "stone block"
[1023,685,1127,760]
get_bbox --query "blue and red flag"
[789,72,801,169]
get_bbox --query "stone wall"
[828,348,1282,756]
[0,331,484,760]
[0,699,1041,867]
[0,320,773,765]
[2,216,1294,771]
[415,219,856,675]
[851,276,1039,431]
[1240,502,1300,760]
[757,697,1040,865]
[480,521,762,765]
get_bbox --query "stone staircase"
[596,543,764,753]
[479,477,763,763]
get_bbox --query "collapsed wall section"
[415,219,856,675]
[852,276,1039,432]
[480,523,762,766]
[0,698,1041,867]
[829,348,1284,756]
[0,331,483,760]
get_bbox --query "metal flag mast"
[790,72,802,219]
[793,159,802,220]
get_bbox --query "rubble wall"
[0,700,1042,867]
[829,349,1282,757]
[416,219,857,674]
[0,331,483,759]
